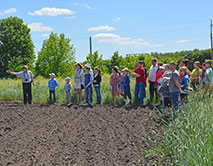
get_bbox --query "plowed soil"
[0,102,164,166]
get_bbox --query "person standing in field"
[6,65,34,105]
[200,63,207,89]
[204,60,213,93]
[148,58,158,103]
[48,73,58,104]
[121,68,132,106]
[190,61,202,91]
[83,65,93,106]
[132,60,146,106]
[180,66,190,103]
[74,63,84,105]
[64,77,72,106]
[93,67,102,104]
[169,62,182,111]
[179,59,190,81]
[110,66,120,105]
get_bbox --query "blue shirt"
[180,74,189,91]
[84,72,93,87]
[48,78,58,91]
[205,67,213,84]
[123,74,131,87]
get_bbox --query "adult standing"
[204,60,213,93]
[190,61,202,91]
[74,63,84,105]
[169,62,182,110]
[132,60,146,105]
[148,58,158,102]
[6,65,34,105]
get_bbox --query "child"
[110,66,120,105]
[83,66,93,106]
[64,77,72,105]
[48,73,58,104]
[122,68,132,105]
[204,60,213,93]
[93,67,102,104]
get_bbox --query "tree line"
[0,17,212,78]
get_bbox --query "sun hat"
[85,63,91,69]
[122,67,129,72]
[49,73,55,77]
[65,77,71,81]
[159,66,165,70]
[23,65,28,69]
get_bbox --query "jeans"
[22,83,32,104]
[65,91,71,104]
[94,85,101,104]
[149,81,157,102]
[49,90,56,104]
[134,82,145,105]
[170,91,180,110]
[124,86,132,100]
[85,86,92,104]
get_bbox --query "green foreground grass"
[164,92,213,165]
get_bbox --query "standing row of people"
[6,59,212,107]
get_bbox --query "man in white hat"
[6,65,34,105]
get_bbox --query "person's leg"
[79,89,82,104]
[205,83,210,93]
[68,92,71,104]
[49,90,52,104]
[22,83,27,105]
[65,91,68,104]
[155,84,158,102]
[171,92,180,110]
[89,86,92,104]
[27,83,32,104]
[139,82,145,105]
[76,89,79,104]
[85,88,89,104]
[149,81,155,102]
[127,86,132,101]
[53,90,56,103]
[98,86,101,104]
[134,83,139,105]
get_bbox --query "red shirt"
[134,66,146,83]
[155,69,163,86]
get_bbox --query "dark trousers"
[149,81,157,102]
[124,86,132,100]
[49,90,56,104]
[22,83,32,104]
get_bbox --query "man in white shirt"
[6,65,34,105]
[148,58,158,102]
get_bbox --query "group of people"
[6,59,212,110]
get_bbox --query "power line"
[210,19,213,59]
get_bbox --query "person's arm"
[86,74,93,88]
[206,70,210,82]
[6,70,17,76]
[55,80,58,87]
[30,71,34,85]
[48,80,50,88]
[132,72,140,77]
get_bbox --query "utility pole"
[89,36,92,55]
[211,19,213,59]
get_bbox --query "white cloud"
[152,44,164,47]
[176,39,190,43]
[88,26,116,32]
[93,33,151,47]
[65,16,77,19]
[28,23,53,32]
[72,3,92,9]
[28,7,75,16]
[113,17,121,22]
[0,8,17,16]
[40,33,49,37]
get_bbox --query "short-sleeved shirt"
[191,69,202,82]
[134,66,146,83]
[169,70,180,93]
[16,71,33,83]
[148,65,158,82]
[205,67,213,84]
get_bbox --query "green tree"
[0,17,35,77]
[35,32,75,78]
[110,51,123,67]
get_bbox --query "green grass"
[0,75,143,104]
[164,92,213,165]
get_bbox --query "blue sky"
[1,0,213,61]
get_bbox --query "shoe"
[121,101,126,106]
[128,102,132,105]
[84,103,89,106]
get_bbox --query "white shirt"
[148,65,158,82]
[16,71,33,83]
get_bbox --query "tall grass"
[0,75,141,104]
[165,92,213,165]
